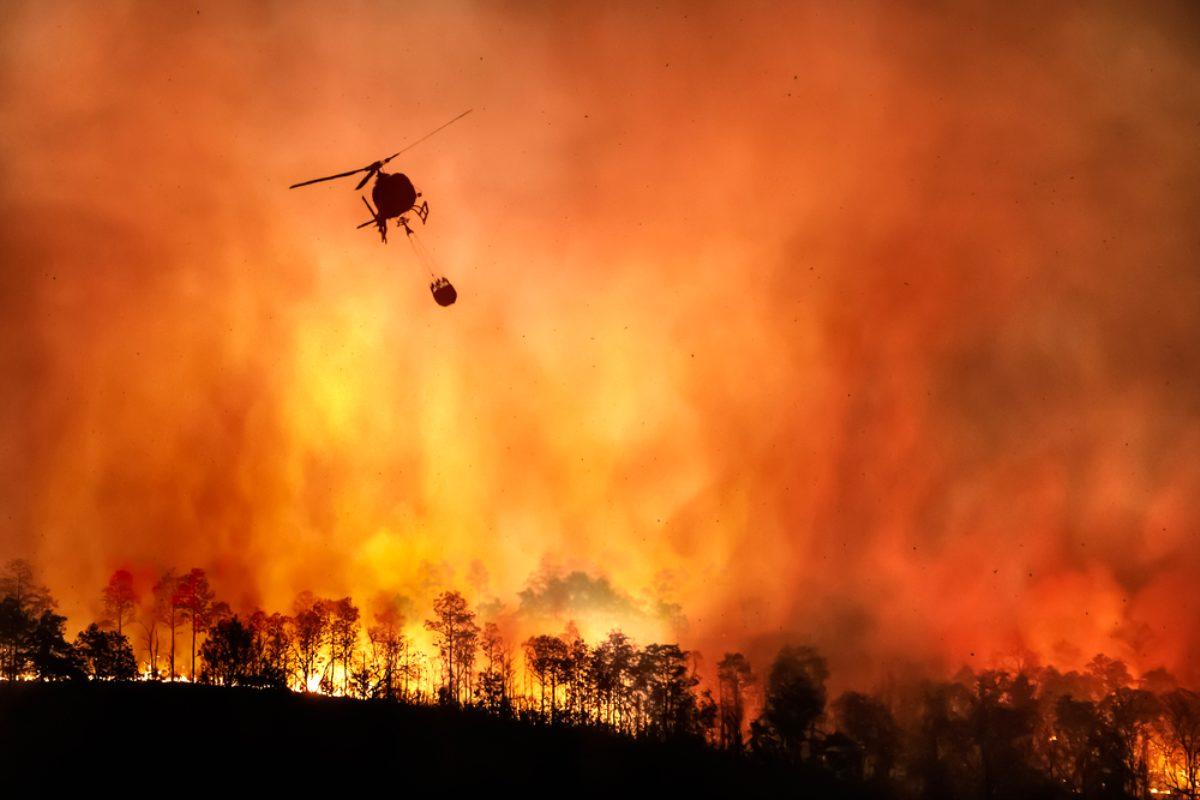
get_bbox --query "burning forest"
[2,0,1200,795]
[3,557,1200,797]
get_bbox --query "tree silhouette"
[697,687,719,744]
[152,570,181,680]
[561,623,591,723]
[135,612,158,679]
[908,679,977,800]
[476,622,512,713]
[248,609,293,688]
[0,562,67,682]
[1050,693,1102,796]
[832,690,898,782]
[199,615,256,686]
[0,595,32,680]
[1157,689,1200,797]
[367,601,406,701]
[1088,654,1134,698]
[638,643,702,740]
[757,645,829,760]
[292,592,329,692]
[174,568,215,682]
[329,597,360,694]
[967,669,1043,799]
[716,652,755,752]
[101,569,139,637]
[593,630,637,730]
[0,559,54,617]
[524,634,568,721]
[209,600,233,627]
[27,609,81,681]
[425,591,479,705]
[75,623,137,680]
[348,650,375,699]
[1102,686,1160,798]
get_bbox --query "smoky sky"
[1,0,1199,686]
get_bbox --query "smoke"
[518,572,638,619]
[2,0,1199,686]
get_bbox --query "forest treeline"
[1,558,1198,800]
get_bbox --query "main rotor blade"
[288,166,369,189]
[378,109,473,166]
[354,166,379,191]
[289,109,471,189]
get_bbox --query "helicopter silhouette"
[289,110,471,306]
[288,109,471,244]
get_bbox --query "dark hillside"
[0,682,866,797]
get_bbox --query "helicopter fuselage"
[372,171,418,220]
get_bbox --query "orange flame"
[1,1,1199,689]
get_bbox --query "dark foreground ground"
[0,682,872,796]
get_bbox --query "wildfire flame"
[1,1,1199,689]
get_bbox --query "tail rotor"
[357,196,388,242]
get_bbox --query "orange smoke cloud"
[1,1,1199,686]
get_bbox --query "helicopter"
[289,110,471,306]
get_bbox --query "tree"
[1102,687,1160,799]
[424,591,479,704]
[27,609,82,681]
[152,570,180,680]
[1042,685,1158,800]
[101,569,139,636]
[200,616,256,686]
[291,592,329,692]
[404,649,429,703]
[0,560,56,680]
[209,600,233,627]
[561,625,592,723]
[0,560,54,616]
[638,643,702,740]
[1157,689,1200,798]
[475,622,512,713]
[328,597,360,694]
[968,670,1044,800]
[0,596,32,680]
[0,562,73,681]
[833,691,898,781]
[697,687,719,744]
[1087,654,1134,698]
[75,623,138,680]
[524,634,568,721]
[593,631,637,730]
[248,609,292,688]
[174,568,215,682]
[1050,694,1102,796]
[367,600,407,701]
[906,680,978,800]
[716,652,755,752]
[348,650,375,699]
[757,645,829,759]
